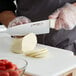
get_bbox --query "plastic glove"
[49,3,76,30]
[8,16,31,27]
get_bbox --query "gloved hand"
[8,16,31,28]
[49,3,76,30]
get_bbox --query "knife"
[0,19,56,36]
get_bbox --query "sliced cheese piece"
[11,33,37,54]
[22,33,37,53]
[33,52,48,58]
[25,48,49,58]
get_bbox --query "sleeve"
[69,0,76,3]
[0,0,16,13]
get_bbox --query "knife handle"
[49,19,56,29]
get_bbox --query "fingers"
[55,14,71,30]
[8,16,31,28]
[17,16,31,24]
[49,9,60,19]
[55,18,61,30]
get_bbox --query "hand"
[8,16,31,27]
[8,16,31,38]
[49,3,76,30]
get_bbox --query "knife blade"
[0,19,56,36]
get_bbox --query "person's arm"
[0,11,16,27]
[0,0,16,27]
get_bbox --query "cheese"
[11,33,49,58]
[25,44,49,58]
[25,48,48,58]
[11,33,37,54]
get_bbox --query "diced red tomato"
[0,59,20,76]
[9,71,20,76]
[5,62,14,70]
[0,66,6,70]
[0,72,9,76]
[0,59,8,65]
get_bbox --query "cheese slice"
[11,33,37,54]
[25,49,48,58]
[25,44,49,58]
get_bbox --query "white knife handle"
[49,19,56,29]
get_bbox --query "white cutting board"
[0,26,75,76]
[0,32,76,76]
